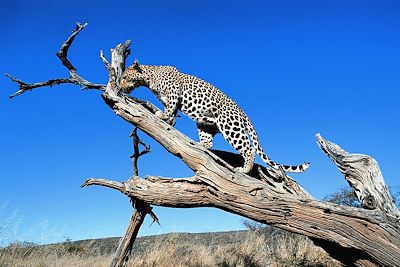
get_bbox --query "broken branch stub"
[316,133,400,218]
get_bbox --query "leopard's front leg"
[155,83,180,125]
[155,108,177,126]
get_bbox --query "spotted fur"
[120,61,309,174]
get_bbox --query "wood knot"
[362,157,371,166]
[362,194,377,210]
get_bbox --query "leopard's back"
[121,63,309,174]
[178,74,215,120]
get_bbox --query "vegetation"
[324,185,400,207]
[0,240,109,267]
[324,186,360,207]
[0,228,339,267]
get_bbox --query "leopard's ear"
[133,59,141,72]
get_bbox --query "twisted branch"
[317,133,400,218]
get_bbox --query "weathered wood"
[110,200,151,267]
[94,86,400,266]
[7,24,400,267]
[209,149,312,198]
[109,128,156,267]
[82,173,399,267]
[317,133,400,218]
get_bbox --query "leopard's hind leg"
[197,123,219,149]
[216,112,255,173]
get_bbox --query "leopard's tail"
[243,112,309,173]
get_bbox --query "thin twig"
[100,50,113,74]
[129,127,151,176]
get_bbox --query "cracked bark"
[7,23,400,267]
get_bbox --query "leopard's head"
[120,60,147,94]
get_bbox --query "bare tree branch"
[6,22,105,99]
[56,22,86,72]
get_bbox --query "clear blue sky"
[1,0,399,245]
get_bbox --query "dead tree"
[6,23,400,267]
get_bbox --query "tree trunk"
[110,200,151,267]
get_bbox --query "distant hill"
[56,230,249,256]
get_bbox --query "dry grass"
[0,229,340,267]
[127,228,339,267]
[0,241,111,267]
[268,229,339,267]
[128,231,272,267]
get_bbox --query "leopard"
[119,60,309,174]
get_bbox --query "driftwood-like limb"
[6,22,105,99]
[7,24,400,267]
[97,81,400,266]
[317,133,400,218]
[210,149,312,198]
[83,174,400,267]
